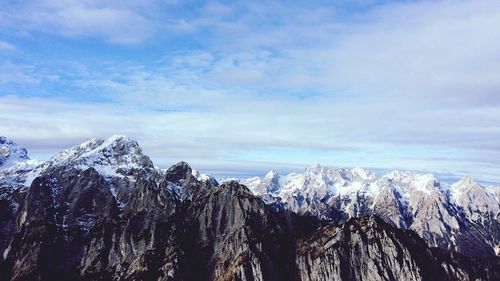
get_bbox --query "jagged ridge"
[239,165,500,256]
[0,135,499,281]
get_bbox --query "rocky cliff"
[296,216,499,281]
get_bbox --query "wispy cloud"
[0,40,16,52]
[0,61,41,85]
[1,0,158,44]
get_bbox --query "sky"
[1,0,500,183]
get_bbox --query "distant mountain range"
[0,135,499,281]
[236,165,500,257]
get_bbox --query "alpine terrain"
[239,165,500,257]
[0,135,499,281]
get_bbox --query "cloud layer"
[1,0,500,182]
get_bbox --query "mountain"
[239,165,500,257]
[0,135,499,281]
[0,137,30,169]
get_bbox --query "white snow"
[192,169,216,183]
[239,176,261,190]
[0,135,155,203]
[243,165,383,200]
[239,164,496,216]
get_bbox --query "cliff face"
[0,167,306,281]
[0,167,180,281]
[296,216,500,281]
[0,136,499,281]
[179,181,298,281]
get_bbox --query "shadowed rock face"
[0,136,499,281]
[296,216,500,281]
[1,177,180,280]
[178,181,306,281]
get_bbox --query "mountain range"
[0,135,499,281]
[237,165,500,257]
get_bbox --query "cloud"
[1,0,156,44]
[0,40,16,52]
[193,1,500,106]
[0,61,41,85]
[1,0,500,182]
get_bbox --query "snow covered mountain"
[0,135,159,195]
[238,165,500,256]
[0,135,499,281]
[0,137,31,169]
[2,136,499,257]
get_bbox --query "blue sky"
[1,0,500,183]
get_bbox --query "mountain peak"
[0,135,155,190]
[165,161,192,182]
[454,177,479,187]
[0,136,30,169]
[44,135,154,181]
[306,163,323,173]
[192,169,219,187]
[51,135,141,162]
[450,177,488,201]
[264,169,279,179]
[350,167,373,180]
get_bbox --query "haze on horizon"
[1,0,500,183]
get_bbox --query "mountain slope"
[297,215,500,281]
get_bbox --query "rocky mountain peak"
[262,169,281,194]
[453,177,480,189]
[0,135,155,193]
[44,135,155,180]
[264,169,279,180]
[163,161,215,201]
[51,135,149,165]
[449,177,492,204]
[0,137,29,169]
[192,169,219,187]
[303,164,374,185]
[350,167,374,179]
[219,180,254,196]
[165,161,192,182]
[305,163,323,174]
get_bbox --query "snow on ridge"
[192,169,218,186]
[0,137,42,190]
[1,135,153,189]
[49,135,134,164]
[264,169,279,180]
[45,134,149,179]
[0,136,30,170]
[449,178,474,203]
[384,171,438,196]
[240,164,498,202]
